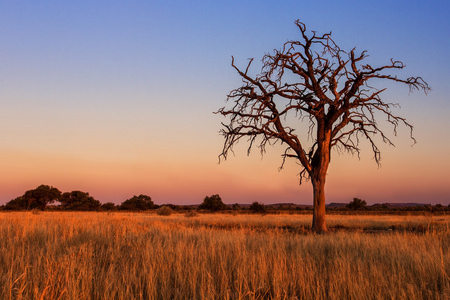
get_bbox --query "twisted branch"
[217,20,430,182]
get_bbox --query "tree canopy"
[5,185,62,210]
[120,194,154,211]
[199,194,227,211]
[60,191,101,211]
[346,198,367,210]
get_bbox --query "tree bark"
[311,122,330,233]
[311,176,327,233]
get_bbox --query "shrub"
[120,194,154,211]
[4,197,27,210]
[199,194,227,211]
[101,202,117,211]
[31,208,41,215]
[250,202,266,213]
[157,206,173,216]
[5,185,61,210]
[232,203,241,210]
[60,191,101,211]
[184,210,199,218]
[346,198,367,210]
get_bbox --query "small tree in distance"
[101,202,117,211]
[346,198,367,210]
[232,203,241,210]
[60,191,101,211]
[120,194,154,211]
[250,201,266,213]
[199,194,227,211]
[217,20,429,232]
[4,197,28,210]
[5,185,62,210]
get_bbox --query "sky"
[0,0,449,206]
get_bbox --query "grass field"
[0,211,448,299]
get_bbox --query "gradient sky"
[0,0,449,205]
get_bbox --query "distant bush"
[31,208,41,215]
[101,202,117,211]
[346,198,367,210]
[5,185,61,210]
[250,202,266,213]
[157,206,173,216]
[184,210,199,218]
[60,191,101,211]
[232,203,241,210]
[199,194,227,211]
[120,194,154,211]
[433,204,444,212]
[4,197,28,211]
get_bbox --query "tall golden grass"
[0,212,448,299]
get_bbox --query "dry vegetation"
[0,212,448,299]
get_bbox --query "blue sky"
[0,0,449,205]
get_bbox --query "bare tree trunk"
[311,176,327,233]
[311,123,330,233]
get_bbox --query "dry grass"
[0,212,448,299]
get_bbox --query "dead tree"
[217,20,429,232]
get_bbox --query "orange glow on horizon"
[1,144,449,207]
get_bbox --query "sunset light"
[1,2,449,298]
[0,1,448,207]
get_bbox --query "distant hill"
[326,202,347,208]
[186,202,435,210]
[224,203,313,209]
[378,203,426,207]
[230,202,429,209]
[327,202,429,209]
[265,203,312,209]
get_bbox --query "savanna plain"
[1,211,448,300]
